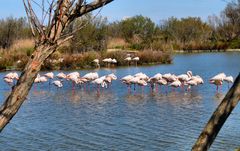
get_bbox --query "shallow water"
[0,52,240,151]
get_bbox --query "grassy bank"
[0,39,172,71]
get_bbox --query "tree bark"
[0,43,56,131]
[192,73,240,151]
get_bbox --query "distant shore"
[174,49,240,53]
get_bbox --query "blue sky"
[0,0,228,23]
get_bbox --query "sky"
[0,0,228,23]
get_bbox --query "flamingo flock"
[121,71,204,93]
[2,71,234,94]
[93,54,140,68]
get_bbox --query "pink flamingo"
[169,79,181,92]
[209,73,226,92]
[121,75,134,93]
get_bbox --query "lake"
[0,52,240,151]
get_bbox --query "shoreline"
[1,50,239,72]
[174,49,240,53]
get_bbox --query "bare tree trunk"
[192,73,240,151]
[0,43,56,131]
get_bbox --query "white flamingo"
[224,76,234,88]
[92,76,107,94]
[124,57,131,65]
[93,59,100,68]
[186,79,198,91]
[132,57,139,66]
[3,77,13,85]
[52,80,63,88]
[102,58,112,67]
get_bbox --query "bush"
[137,50,172,65]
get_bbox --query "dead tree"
[0,0,113,132]
[192,73,240,151]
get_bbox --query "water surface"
[0,52,240,151]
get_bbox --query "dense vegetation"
[0,0,240,70]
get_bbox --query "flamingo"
[132,57,139,66]
[93,59,100,68]
[148,73,162,92]
[163,73,177,83]
[169,79,181,91]
[52,80,63,88]
[102,58,112,67]
[129,76,140,91]
[186,79,198,91]
[67,75,79,90]
[81,72,99,90]
[111,59,117,66]
[3,77,13,85]
[191,75,204,85]
[92,76,107,94]
[177,71,193,90]
[44,72,54,85]
[4,72,19,85]
[224,76,234,88]
[121,75,134,92]
[34,74,48,89]
[34,74,41,83]
[137,79,147,93]
[39,76,48,83]
[56,72,66,79]
[134,72,149,81]
[4,72,19,80]
[44,72,54,79]
[82,72,99,81]
[124,57,131,65]
[66,72,80,79]
[157,78,168,93]
[93,59,99,64]
[209,73,226,92]
[104,73,117,87]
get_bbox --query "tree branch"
[69,0,113,22]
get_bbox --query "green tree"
[70,14,108,53]
[120,15,156,49]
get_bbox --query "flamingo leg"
[127,85,131,93]
[97,85,100,95]
[165,86,168,94]
[142,86,144,94]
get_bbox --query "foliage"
[119,15,156,49]
[0,17,31,49]
[69,14,108,53]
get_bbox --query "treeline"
[2,1,240,52]
[0,17,32,49]
[67,0,240,52]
